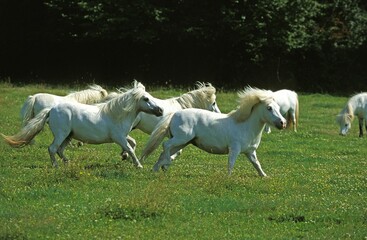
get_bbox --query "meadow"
[0,82,366,239]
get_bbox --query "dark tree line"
[1,0,367,92]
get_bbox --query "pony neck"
[174,93,195,108]
[230,104,266,136]
[101,93,138,121]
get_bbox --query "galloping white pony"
[20,84,108,126]
[2,81,163,168]
[140,87,286,176]
[122,82,221,159]
[264,89,299,133]
[336,92,367,137]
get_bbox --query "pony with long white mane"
[122,82,221,159]
[336,92,367,137]
[140,87,286,176]
[264,89,299,133]
[20,84,109,126]
[2,81,163,168]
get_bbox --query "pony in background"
[20,84,108,126]
[336,92,367,137]
[122,82,221,159]
[265,89,299,133]
[2,81,163,168]
[140,87,286,177]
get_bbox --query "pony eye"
[267,106,272,111]
[143,97,149,102]
[345,124,348,127]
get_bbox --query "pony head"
[177,82,221,113]
[336,103,354,136]
[100,81,162,119]
[229,87,286,129]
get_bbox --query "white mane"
[99,81,146,120]
[174,82,217,109]
[229,87,274,122]
[65,84,108,104]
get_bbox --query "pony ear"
[132,80,145,90]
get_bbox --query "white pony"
[264,89,299,133]
[2,81,163,168]
[336,92,367,137]
[122,82,221,159]
[140,87,286,176]
[20,84,108,126]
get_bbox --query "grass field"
[0,82,366,239]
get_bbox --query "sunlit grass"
[0,82,366,239]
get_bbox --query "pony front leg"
[115,137,143,168]
[264,124,271,134]
[227,146,241,175]
[245,151,267,177]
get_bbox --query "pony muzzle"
[155,107,164,117]
[276,119,287,130]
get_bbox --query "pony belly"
[71,133,113,144]
[191,139,229,154]
[70,124,113,144]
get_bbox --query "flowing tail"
[294,96,299,131]
[20,95,36,126]
[1,108,51,148]
[286,95,299,131]
[140,113,174,162]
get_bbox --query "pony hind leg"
[121,135,136,160]
[358,118,367,137]
[290,111,297,132]
[48,133,71,168]
[57,135,72,164]
[245,151,267,177]
[153,137,189,171]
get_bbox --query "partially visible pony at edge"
[336,92,367,137]
[20,84,108,126]
[264,89,299,133]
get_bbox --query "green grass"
[0,82,366,239]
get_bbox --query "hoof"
[121,151,129,160]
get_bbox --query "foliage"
[1,1,367,91]
[44,0,367,59]
[0,83,366,239]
